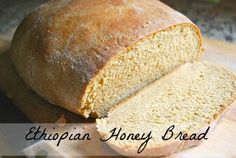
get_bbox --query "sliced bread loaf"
[96,61,236,156]
[11,0,203,117]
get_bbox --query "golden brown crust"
[10,0,202,117]
[0,51,94,123]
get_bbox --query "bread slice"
[96,61,236,156]
[11,0,203,118]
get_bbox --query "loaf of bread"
[96,61,236,156]
[11,0,203,117]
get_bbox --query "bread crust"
[11,0,202,117]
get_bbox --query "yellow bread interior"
[96,61,236,153]
[82,24,202,117]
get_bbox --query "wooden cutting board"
[0,38,236,157]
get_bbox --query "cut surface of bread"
[10,0,203,118]
[82,24,202,117]
[96,61,236,156]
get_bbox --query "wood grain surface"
[0,38,236,157]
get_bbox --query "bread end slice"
[96,61,236,156]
